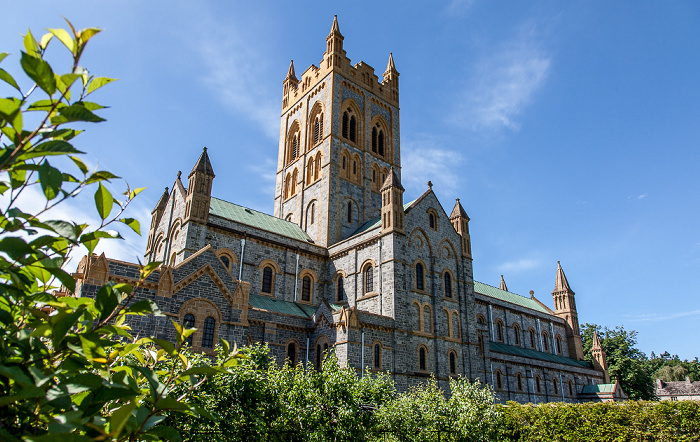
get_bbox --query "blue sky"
[3,1,699,360]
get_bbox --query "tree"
[580,323,655,400]
[648,351,700,382]
[0,20,240,441]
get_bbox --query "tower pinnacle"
[554,261,572,292]
[500,275,508,291]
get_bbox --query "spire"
[190,147,215,178]
[449,198,469,220]
[592,330,602,350]
[286,59,297,81]
[381,167,404,191]
[329,15,342,37]
[385,52,397,74]
[499,275,508,292]
[554,261,572,292]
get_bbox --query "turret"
[185,147,215,225]
[499,275,508,291]
[323,15,346,69]
[282,60,298,109]
[380,168,404,235]
[552,261,584,360]
[449,199,472,259]
[591,331,611,383]
[382,53,399,102]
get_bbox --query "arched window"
[287,123,301,165]
[529,328,536,349]
[568,380,574,396]
[429,213,436,230]
[478,335,484,356]
[451,312,460,339]
[542,332,550,352]
[419,347,427,371]
[337,276,345,302]
[347,201,353,223]
[183,313,195,347]
[284,173,292,199]
[373,343,381,370]
[364,265,374,293]
[262,266,273,294]
[287,341,297,366]
[309,203,315,225]
[415,263,424,291]
[553,377,559,395]
[342,112,349,139]
[301,276,312,302]
[202,316,215,348]
[371,127,378,153]
[423,305,432,333]
[556,336,563,354]
[496,370,503,390]
[342,108,358,143]
[444,272,452,298]
[496,320,504,342]
[536,376,542,393]
[513,324,521,346]
[307,157,315,185]
[349,115,356,142]
[219,255,230,269]
[311,111,323,146]
[449,351,457,375]
[517,372,523,391]
[477,314,486,325]
[291,169,298,196]
[378,130,384,156]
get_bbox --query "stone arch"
[298,268,318,303]
[307,100,325,150]
[314,334,331,370]
[427,208,439,231]
[333,270,347,303]
[442,268,455,298]
[340,98,363,146]
[360,259,377,295]
[417,344,429,372]
[286,119,302,165]
[370,162,382,192]
[408,227,434,257]
[413,258,429,292]
[305,199,318,230]
[447,349,458,375]
[259,259,281,295]
[285,338,301,366]
[214,248,238,273]
[350,153,362,184]
[369,114,391,160]
[422,303,433,333]
[339,147,351,179]
[437,238,458,264]
[178,298,222,352]
[411,300,421,331]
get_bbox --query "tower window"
[529,329,536,349]
[444,272,452,298]
[262,266,273,294]
[287,341,297,366]
[183,313,195,347]
[371,127,378,153]
[353,160,357,175]
[415,263,424,291]
[536,376,542,393]
[449,351,456,375]
[202,316,216,348]
[378,130,384,156]
[496,320,504,342]
[496,370,503,390]
[364,265,374,293]
[301,275,312,302]
[374,343,381,370]
[419,347,426,371]
[347,201,352,223]
[514,324,521,346]
[517,372,523,391]
[337,276,345,302]
[349,115,356,142]
[342,112,349,139]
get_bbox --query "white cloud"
[401,138,463,195]
[628,193,648,200]
[444,0,475,15]
[497,258,542,273]
[190,11,279,139]
[453,26,551,132]
[625,309,700,322]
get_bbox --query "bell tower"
[551,262,585,360]
[273,16,401,247]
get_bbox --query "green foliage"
[649,351,700,382]
[494,400,700,442]
[581,323,655,400]
[0,20,242,441]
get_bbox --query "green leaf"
[39,160,62,200]
[0,236,32,260]
[95,283,120,321]
[133,366,166,400]
[20,140,83,160]
[26,99,66,112]
[69,155,89,174]
[144,425,182,442]
[23,29,40,57]
[109,400,138,438]
[120,218,140,235]
[140,261,161,279]
[39,33,53,50]
[48,28,76,54]
[86,170,119,184]
[52,103,106,124]
[0,97,22,131]
[45,266,76,292]
[125,299,161,316]
[20,51,56,95]
[0,52,8,63]
[52,307,84,347]
[94,182,113,220]
[78,27,102,44]
[0,68,21,92]
[25,433,92,442]
[79,333,108,363]
[129,186,147,199]
[87,76,117,95]
[43,220,79,242]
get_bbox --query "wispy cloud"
[452,25,551,132]
[625,309,700,322]
[190,11,279,140]
[497,258,542,273]
[628,193,648,200]
[444,0,475,15]
[401,138,463,195]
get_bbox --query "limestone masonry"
[75,17,618,403]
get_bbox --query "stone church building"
[75,17,614,403]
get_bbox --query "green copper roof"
[581,383,617,394]
[248,293,318,318]
[474,281,551,315]
[351,199,417,236]
[490,342,593,369]
[209,197,312,243]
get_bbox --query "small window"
[444,272,452,298]
[183,313,195,347]
[287,342,297,366]
[556,336,563,354]
[301,276,311,302]
[419,347,426,371]
[416,263,424,291]
[514,324,521,346]
[449,352,456,375]
[342,112,349,139]
[530,329,536,349]
[477,315,486,325]
[568,380,574,396]
[220,255,230,269]
[478,335,484,356]
[496,321,504,342]
[202,316,215,348]
[542,333,549,352]
[517,373,523,391]
[374,343,381,370]
[378,130,384,156]
[364,266,374,293]
[429,213,436,230]
[553,378,559,395]
[496,370,503,390]
[536,376,542,393]
[371,127,378,153]
[262,266,273,294]
[337,276,345,302]
[349,115,356,142]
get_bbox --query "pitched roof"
[581,383,617,394]
[554,261,572,292]
[380,168,404,191]
[490,342,592,369]
[208,197,313,242]
[385,52,397,74]
[474,281,552,315]
[249,293,317,318]
[351,199,416,236]
[449,198,469,220]
[152,187,169,214]
[286,59,297,81]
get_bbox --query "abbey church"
[74,17,625,403]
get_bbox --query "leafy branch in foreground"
[0,19,243,441]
